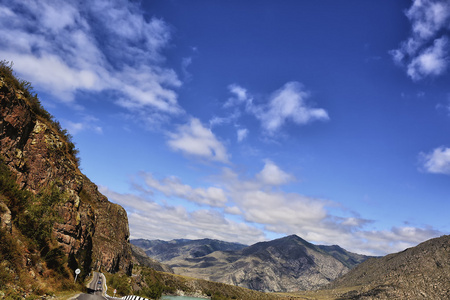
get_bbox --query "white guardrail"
[105,295,151,300]
[121,296,151,300]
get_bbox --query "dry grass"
[276,286,364,300]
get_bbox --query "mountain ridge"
[132,234,371,292]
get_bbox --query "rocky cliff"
[0,69,132,277]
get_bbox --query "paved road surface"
[73,271,107,300]
[73,294,106,300]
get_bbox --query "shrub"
[107,272,132,296]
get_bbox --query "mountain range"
[132,235,370,292]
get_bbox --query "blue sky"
[1,0,450,255]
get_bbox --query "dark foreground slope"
[0,62,132,296]
[137,235,371,292]
[328,235,450,299]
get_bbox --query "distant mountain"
[328,235,450,299]
[133,235,371,292]
[131,238,247,261]
[130,244,174,273]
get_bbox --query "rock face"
[329,235,450,299]
[135,235,370,292]
[0,75,132,275]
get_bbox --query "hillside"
[0,61,132,297]
[327,234,450,299]
[135,235,371,292]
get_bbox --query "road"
[72,271,107,300]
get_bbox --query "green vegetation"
[0,60,80,166]
[105,272,133,297]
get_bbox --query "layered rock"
[0,75,132,275]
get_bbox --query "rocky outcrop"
[0,75,132,275]
[0,201,12,233]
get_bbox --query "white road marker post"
[74,268,81,283]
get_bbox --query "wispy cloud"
[0,0,182,116]
[225,84,251,108]
[167,118,230,163]
[62,114,103,135]
[142,172,228,207]
[225,82,329,135]
[419,146,450,175]
[237,128,249,142]
[255,82,329,134]
[390,0,450,80]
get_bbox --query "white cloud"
[224,84,251,108]
[407,0,450,40]
[355,226,442,255]
[237,128,249,142]
[0,0,182,115]
[406,36,449,80]
[225,82,329,135]
[142,173,228,207]
[167,118,230,163]
[99,186,265,245]
[390,0,450,80]
[219,163,334,243]
[258,82,329,134]
[419,146,450,174]
[224,206,242,215]
[256,159,294,186]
